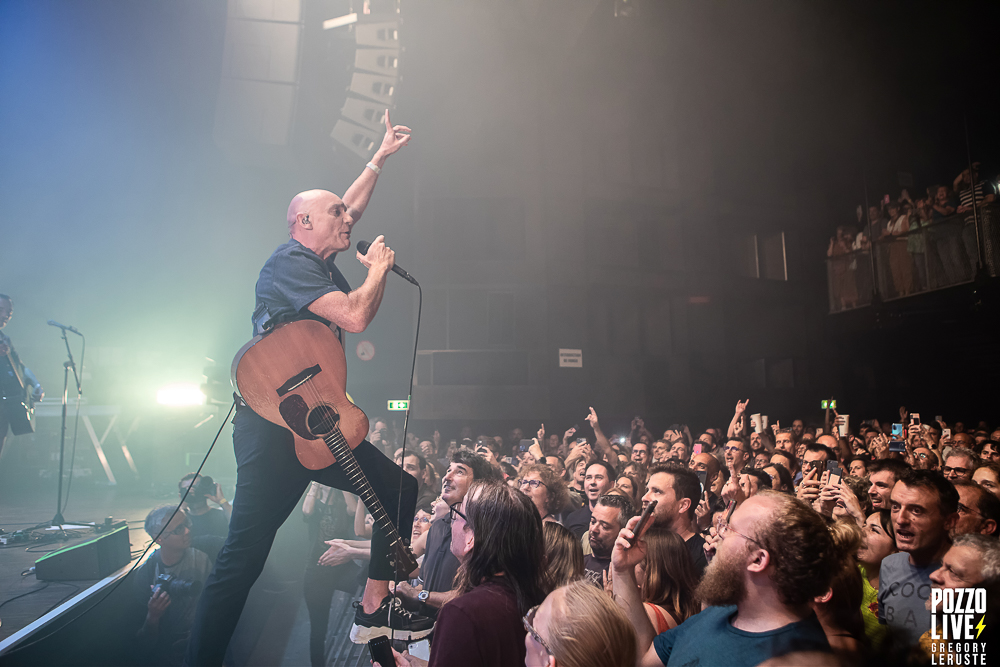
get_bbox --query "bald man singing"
[185,112,431,666]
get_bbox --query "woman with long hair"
[524,580,637,667]
[384,481,548,667]
[543,522,584,588]
[615,474,643,508]
[635,527,700,633]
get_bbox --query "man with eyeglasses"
[951,480,1000,537]
[392,450,498,619]
[611,491,833,666]
[942,448,976,482]
[879,469,958,647]
[722,437,750,473]
[132,506,212,666]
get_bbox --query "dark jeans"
[185,407,416,666]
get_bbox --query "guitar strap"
[252,260,353,345]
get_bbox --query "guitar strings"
[296,380,408,553]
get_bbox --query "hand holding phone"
[368,637,395,667]
[696,470,708,492]
[826,460,842,486]
[625,500,657,546]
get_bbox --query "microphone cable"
[391,278,421,646]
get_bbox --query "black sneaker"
[350,595,435,644]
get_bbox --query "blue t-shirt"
[877,551,936,647]
[651,605,830,666]
[252,239,352,336]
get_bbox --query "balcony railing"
[827,203,1000,313]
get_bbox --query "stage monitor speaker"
[35,525,131,581]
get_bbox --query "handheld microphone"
[48,320,82,335]
[356,240,419,285]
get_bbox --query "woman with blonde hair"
[524,579,636,667]
[636,527,700,633]
[543,522,584,588]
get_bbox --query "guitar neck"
[322,431,412,561]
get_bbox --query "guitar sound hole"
[307,405,340,436]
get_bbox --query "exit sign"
[387,400,409,411]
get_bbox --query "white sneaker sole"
[350,622,433,644]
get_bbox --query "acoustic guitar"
[231,319,418,577]
[1,338,35,435]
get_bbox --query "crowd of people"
[131,401,1000,666]
[364,402,999,667]
[827,162,999,309]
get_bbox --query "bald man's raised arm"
[342,111,411,222]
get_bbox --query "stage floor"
[0,482,375,665]
[0,485,158,644]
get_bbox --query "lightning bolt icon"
[975,614,986,639]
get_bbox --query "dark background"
[2,0,999,484]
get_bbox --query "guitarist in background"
[0,293,44,459]
[185,111,431,667]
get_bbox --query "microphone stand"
[52,328,82,527]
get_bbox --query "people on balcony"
[828,164,999,311]
[885,201,914,297]
[827,226,859,311]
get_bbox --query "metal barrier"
[827,203,999,313]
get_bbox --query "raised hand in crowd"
[869,433,889,459]
[702,519,723,563]
[813,470,837,517]
[834,482,866,526]
[796,465,822,503]
[721,468,747,505]
[586,406,617,466]
[727,399,749,438]
[694,490,713,531]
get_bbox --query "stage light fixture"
[157,383,206,407]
